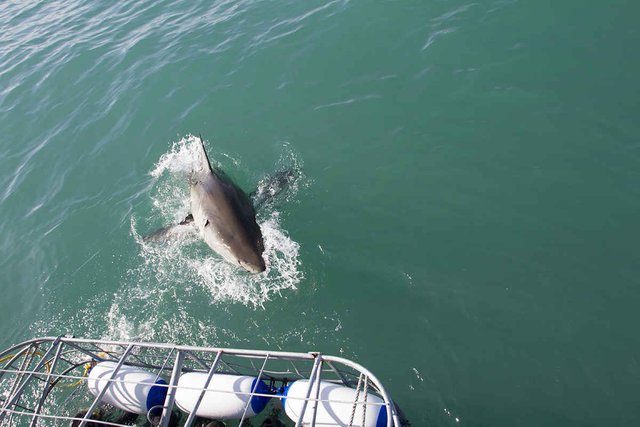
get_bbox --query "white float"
[174,372,271,419]
[283,380,388,427]
[87,361,167,414]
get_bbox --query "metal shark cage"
[0,336,404,426]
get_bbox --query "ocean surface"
[1,0,639,425]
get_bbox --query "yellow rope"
[60,362,92,388]
[0,350,51,373]
[0,350,42,364]
[0,350,95,391]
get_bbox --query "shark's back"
[190,138,265,273]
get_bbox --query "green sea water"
[1,0,640,425]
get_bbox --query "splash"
[132,135,304,309]
[30,136,307,345]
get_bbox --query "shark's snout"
[240,257,266,274]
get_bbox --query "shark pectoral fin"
[179,214,194,225]
[143,217,197,243]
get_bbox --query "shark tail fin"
[251,168,301,210]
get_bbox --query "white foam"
[133,135,304,308]
[150,134,203,178]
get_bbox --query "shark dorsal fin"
[199,134,214,173]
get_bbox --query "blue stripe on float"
[280,382,293,410]
[146,378,168,413]
[250,378,272,414]
[376,403,388,427]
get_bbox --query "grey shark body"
[189,138,266,273]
